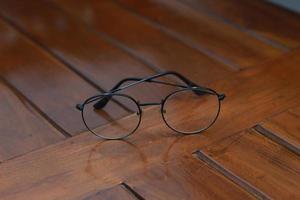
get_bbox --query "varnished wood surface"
[0,80,64,161]
[116,0,282,69]
[0,0,299,199]
[78,184,137,200]
[0,0,173,104]
[260,106,300,151]
[181,0,300,48]
[201,129,300,199]
[52,0,234,84]
[0,49,300,199]
[125,158,255,199]
[195,150,270,199]
[0,19,129,135]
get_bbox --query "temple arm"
[110,71,200,93]
[92,71,212,110]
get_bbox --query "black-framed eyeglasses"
[76,71,225,140]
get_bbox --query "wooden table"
[0,0,299,199]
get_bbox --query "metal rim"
[161,87,221,135]
[81,93,142,140]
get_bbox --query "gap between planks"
[121,182,146,200]
[253,125,300,155]
[50,0,165,74]
[193,150,271,200]
[0,77,72,138]
[0,14,134,113]
[177,0,290,52]
[114,0,241,72]
[194,122,300,199]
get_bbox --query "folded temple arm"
[110,71,201,92]
[92,71,212,109]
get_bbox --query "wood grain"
[0,80,64,161]
[0,19,129,135]
[0,49,300,199]
[78,184,138,200]
[0,0,173,104]
[201,129,300,199]
[0,115,254,200]
[116,0,283,69]
[259,106,300,152]
[124,154,254,199]
[0,1,299,199]
[52,0,234,84]
[181,0,300,48]
[254,125,300,156]
[195,150,270,199]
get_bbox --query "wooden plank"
[254,125,300,156]
[0,19,129,135]
[0,0,172,104]
[125,157,254,199]
[195,150,270,199]
[181,0,300,48]
[0,80,64,161]
[0,118,255,200]
[258,106,300,152]
[78,184,137,200]
[53,0,234,84]
[116,0,283,69]
[0,49,300,199]
[200,129,300,199]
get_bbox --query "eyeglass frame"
[76,71,225,140]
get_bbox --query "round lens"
[162,88,220,134]
[82,94,141,139]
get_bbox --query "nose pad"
[162,109,166,114]
[136,110,142,116]
[160,99,165,114]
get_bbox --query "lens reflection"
[162,88,220,134]
[83,94,141,139]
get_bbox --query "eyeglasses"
[76,71,225,140]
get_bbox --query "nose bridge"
[138,102,162,107]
